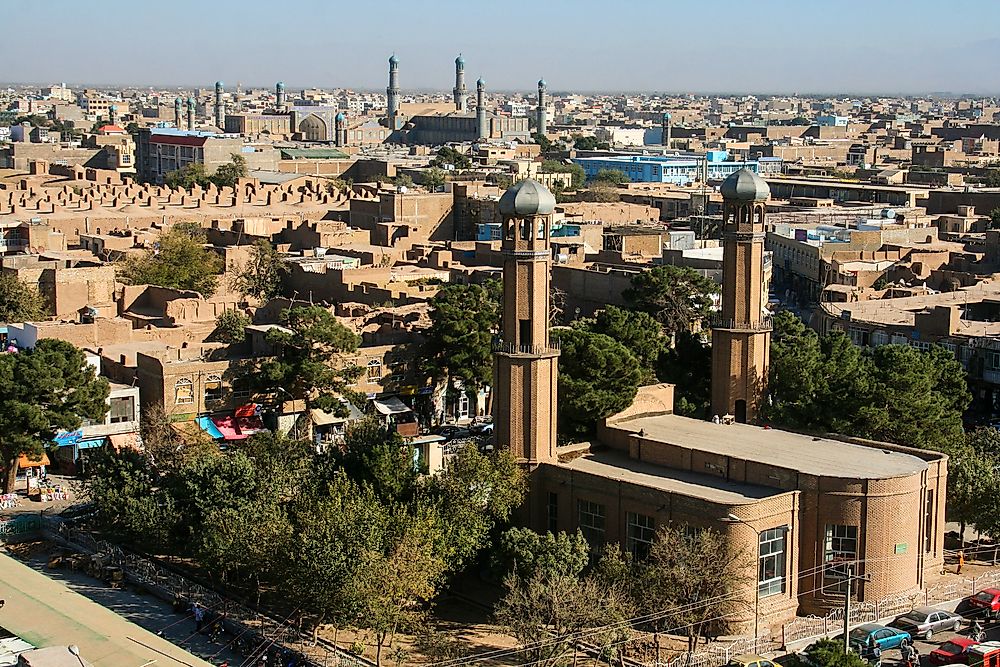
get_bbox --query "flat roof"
[621,414,928,479]
[558,448,783,504]
[0,552,211,667]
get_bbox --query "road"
[872,608,1000,667]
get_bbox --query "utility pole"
[841,564,871,655]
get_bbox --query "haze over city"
[6,0,1000,94]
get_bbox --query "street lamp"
[275,386,298,440]
[720,513,760,641]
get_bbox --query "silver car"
[890,606,963,640]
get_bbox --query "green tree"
[983,170,1000,188]
[0,339,110,492]
[210,153,248,188]
[763,311,827,428]
[584,305,665,382]
[118,224,224,296]
[496,527,590,580]
[165,162,212,189]
[258,305,361,414]
[430,146,471,170]
[231,239,288,301]
[393,174,414,188]
[324,416,416,502]
[214,309,250,345]
[552,328,642,440]
[624,265,720,335]
[496,532,634,666]
[423,446,526,571]
[539,160,585,189]
[943,431,999,540]
[582,181,621,202]
[573,135,610,151]
[592,168,629,185]
[638,525,748,654]
[421,167,447,191]
[805,638,872,667]
[657,331,712,418]
[0,273,47,323]
[989,207,1000,231]
[533,132,552,151]
[420,281,500,412]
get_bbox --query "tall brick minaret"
[493,179,559,465]
[711,168,771,423]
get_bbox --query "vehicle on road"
[891,607,964,640]
[930,638,981,665]
[966,640,1000,667]
[434,424,471,441]
[968,590,1000,618]
[846,623,912,652]
[725,655,776,667]
[470,422,494,435]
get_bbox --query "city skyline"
[7,0,1000,95]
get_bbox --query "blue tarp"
[76,437,106,450]
[196,416,225,440]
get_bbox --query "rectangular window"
[824,524,859,592]
[109,397,135,424]
[232,378,250,400]
[204,376,223,403]
[626,512,655,559]
[925,490,934,553]
[519,319,531,347]
[758,526,788,597]
[577,499,605,551]
[547,492,558,534]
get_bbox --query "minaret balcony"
[501,247,550,259]
[710,314,773,332]
[492,338,561,357]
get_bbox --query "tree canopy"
[210,153,248,189]
[592,168,629,185]
[429,146,471,170]
[572,135,610,151]
[765,311,970,450]
[581,181,622,202]
[0,273,47,323]
[420,281,500,397]
[581,305,664,383]
[118,224,224,296]
[0,339,110,492]
[657,330,712,418]
[257,305,361,414]
[165,154,247,190]
[552,328,642,440]
[539,160,585,189]
[231,239,288,301]
[213,309,250,345]
[624,265,719,335]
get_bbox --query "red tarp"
[211,415,265,441]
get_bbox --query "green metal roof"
[280,148,350,160]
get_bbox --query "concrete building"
[134,128,278,184]
[572,153,783,185]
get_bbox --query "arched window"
[204,374,223,402]
[174,378,194,405]
[367,359,382,382]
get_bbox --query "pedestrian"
[867,637,881,667]
[958,550,966,575]
[193,602,205,633]
[900,641,915,667]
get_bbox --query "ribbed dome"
[455,54,464,66]
[538,79,546,87]
[389,54,399,65]
[499,179,556,217]
[276,81,285,89]
[720,168,770,202]
[216,81,223,88]
[477,78,485,87]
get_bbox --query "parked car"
[890,606,964,640]
[471,422,494,435]
[930,638,981,665]
[966,640,1000,667]
[847,623,912,651]
[968,589,1000,618]
[434,424,471,441]
[726,655,776,667]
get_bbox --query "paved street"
[3,547,242,667]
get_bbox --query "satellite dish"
[397,185,408,194]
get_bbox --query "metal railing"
[710,314,774,332]
[492,339,561,356]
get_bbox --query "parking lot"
[852,607,1000,666]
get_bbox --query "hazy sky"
[7,0,1000,94]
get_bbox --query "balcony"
[710,314,774,332]
[492,338,561,357]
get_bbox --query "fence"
[654,637,780,667]
[47,521,372,667]
[0,514,42,541]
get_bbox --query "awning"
[53,429,82,447]
[196,416,225,440]
[18,453,50,468]
[310,408,343,426]
[108,432,141,452]
[76,437,107,451]
[211,415,265,441]
[372,396,412,416]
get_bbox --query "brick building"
[491,175,948,637]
